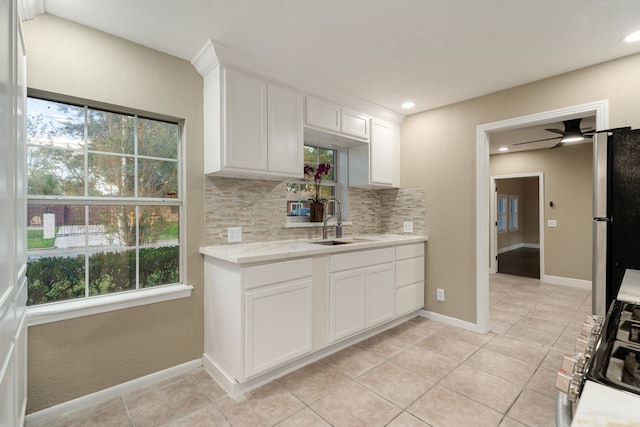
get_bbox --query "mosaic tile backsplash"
[204,176,426,245]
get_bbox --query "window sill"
[283,220,353,229]
[27,284,193,326]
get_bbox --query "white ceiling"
[32,0,640,118]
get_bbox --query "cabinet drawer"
[244,258,312,289]
[396,243,425,260]
[330,247,394,273]
[396,256,424,288]
[395,282,424,316]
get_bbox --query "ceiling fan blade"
[512,136,561,146]
[544,128,565,135]
[551,142,564,149]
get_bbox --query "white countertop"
[619,269,640,304]
[571,380,640,426]
[199,234,427,264]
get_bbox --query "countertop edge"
[199,234,428,264]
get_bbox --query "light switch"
[548,219,557,228]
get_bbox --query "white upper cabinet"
[349,118,399,188]
[305,95,370,142]
[194,41,303,179]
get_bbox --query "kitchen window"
[286,145,337,219]
[26,96,185,311]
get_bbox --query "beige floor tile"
[323,345,384,378]
[391,346,460,381]
[498,416,528,427]
[507,389,556,427]
[526,367,558,398]
[541,348,566,370]
[553,329,580,353]
[490,317,516,334]
[464,348,536,385]
[356,360,434,408]
[415,331,480,361]
[439,325,495,346]
[408,385,502,427]
[277,361,350,404]
[191,367,227,401]
[310,381,402,427]
[356,330,413,359]
[34,397,130,427]
[517,315,568,335]
[124,375,212,427]
[492,301,531,315]
[168,405,230,426]
[386,321,438,344]
[216,382,304,427]
[483,335,549,366]
[387,411,431,426]
[505,323,559,347]
[500,295,540,309]
[440,364,522,413]
[275,408,330,426]
[491,307,525,323]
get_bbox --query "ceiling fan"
[512,118,595,149]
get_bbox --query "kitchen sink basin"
[310,238,375,246]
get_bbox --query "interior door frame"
[475,100,609,334]
[490,173,544,276]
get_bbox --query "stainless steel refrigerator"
[593,127,640,315]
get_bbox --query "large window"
[497,195,507,232]
[286,145,337,218]
[509,196,519,231]
[26,97,181,306]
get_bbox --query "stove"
[555,270,640,426]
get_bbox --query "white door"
[365,263,395,327]
[370,119,394,185]
[267,83,303,176]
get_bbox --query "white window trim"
[27,283,192,326]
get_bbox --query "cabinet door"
[370,119,395,185]
[341,108,369,141]
[223,68,268,171]
[365,263,395,327]
[396,282,425,316]
[305,96,340,132]
[267,83,303,176]
[329,269,366,342]
[245,279,312,377]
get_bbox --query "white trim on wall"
[477,100,609,334]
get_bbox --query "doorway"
[491,174,543,279]
[475,100,609,334]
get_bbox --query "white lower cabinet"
[329,247,395,343]
[245,279,312,377]
[395,243,425,316]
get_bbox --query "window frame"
[509,195,519,231]
[25,92,191,324]
[497,194,507,233]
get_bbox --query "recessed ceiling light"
[623,30,640,42]
[401,102,415,109]
[499,147,508,152]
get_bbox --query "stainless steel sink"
[310,238,375,246]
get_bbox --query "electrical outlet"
[436,288,445,301]
[403,221,414,233]
[548,219,557,228]
[227,227,242,243]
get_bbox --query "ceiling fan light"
[561,135,584,143]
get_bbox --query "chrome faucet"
[323,196,342,239]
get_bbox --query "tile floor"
[35,273,592,426]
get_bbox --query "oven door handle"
[556,391,573,427]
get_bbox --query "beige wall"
[522,177,540,245]
[492,144,593,280]
[24,14,205,412]
[401,52,640,323]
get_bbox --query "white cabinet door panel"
[267,83,303,176]
[305,96,340,132]
[395,282,425,316]
[365,263,395,327]
[329,270,366,342]
[245,279,312,377]
[223,68,268,171]
[370,120,394,185]
[395,256,425,288]
[341,108,369,141]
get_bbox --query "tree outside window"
[286,145,336,218]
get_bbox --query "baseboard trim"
[497,242,540,254]
[25,359,202,426]
[541,274,592,289]
[418,309,481,333]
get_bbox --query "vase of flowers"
[305,162,331,222]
